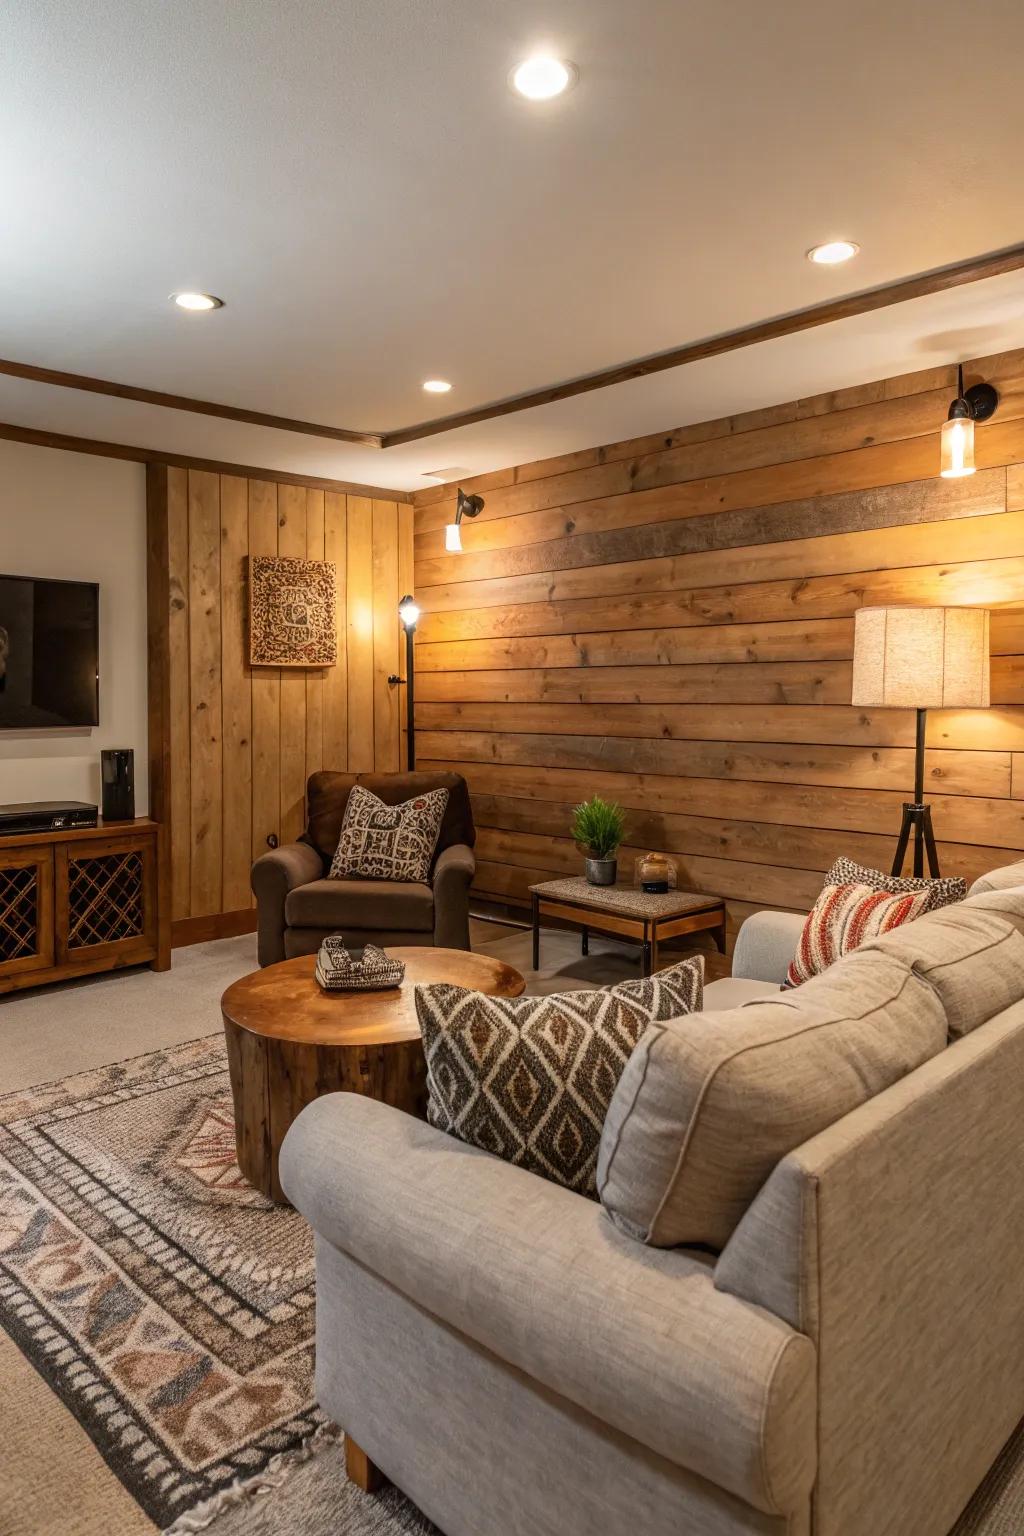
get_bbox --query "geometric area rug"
[0,1035,322,1533]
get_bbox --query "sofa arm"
[731,909,806,984]
[432,841,475,950]
[251,841,324,965]
[715,1005,1024,1536]
[968,857,1024,894]
[280,1094,816,1517]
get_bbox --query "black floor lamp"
[851,606,990,877]
[393,595,420,768]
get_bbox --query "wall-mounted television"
[0,574,99,729]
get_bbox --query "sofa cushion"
[329,784,447,883]
[964,885,1024,937]
[703,976,778,1009]
[305,770,475,868]
[859,902,1024,1039]
[416,956,703,1197]
[285,878,434,931]
[786,880,932,986]
[967,859,1024,896]
[824,855,967,911]
[597,949,946,1250]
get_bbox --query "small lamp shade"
[852,606,990,709]
[444,522,462,552]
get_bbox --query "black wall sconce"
[444,488,485,552]
[388,595,421,768]
[940,364,998,479]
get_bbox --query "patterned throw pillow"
[824,857,966,912]
[415,956,704,1197]
[329,784,448,883]
[786,882,931,987]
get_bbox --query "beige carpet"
[1,933,261,1094]
[0,1325,154,1536]
[1,925,1021,1536]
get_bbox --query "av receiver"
[0,801,99,837]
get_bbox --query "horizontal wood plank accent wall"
[148,465,412,940]
[412,348,1024,949]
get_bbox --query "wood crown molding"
[381,242,1024,445]
[0,418,411,500]
[6,242,1024,455]
[0,356,382,447]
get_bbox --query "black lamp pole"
[891,707,940,879]
[396,596,419,769]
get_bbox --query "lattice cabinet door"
[0,849,55,980]
[55,832,158,967]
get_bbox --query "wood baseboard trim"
[172,908,259,948]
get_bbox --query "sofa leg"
[345,1434,386,1493]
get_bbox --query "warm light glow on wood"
[852,606,990,709]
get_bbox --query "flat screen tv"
[0,574,99,729]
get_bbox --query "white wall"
[0,440,149,813]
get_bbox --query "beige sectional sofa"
[280,861,1024,1536]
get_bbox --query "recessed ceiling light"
[422,379,452,394]
[806,240,860,266]
[171,291,224,311]
[510,56,577,100]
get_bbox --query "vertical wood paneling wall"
[412,348,1024,948]
[149,466,411,937]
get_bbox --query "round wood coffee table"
[222,948,525,1203]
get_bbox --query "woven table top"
[529,876,722,918]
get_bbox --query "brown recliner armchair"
[251,770,476,967]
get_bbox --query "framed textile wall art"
[248,555,338,666]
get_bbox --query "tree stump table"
[222,947,525,1203]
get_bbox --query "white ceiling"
[3,0,1024,491]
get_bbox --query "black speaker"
[101,748,135,822]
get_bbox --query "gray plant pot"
[585,857,617,886]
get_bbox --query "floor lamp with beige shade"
[852,606,990,878]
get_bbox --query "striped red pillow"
[786,882,932,987]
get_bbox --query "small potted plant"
[571,795,625,886]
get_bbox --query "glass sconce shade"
[940,414,975,478]
[444,522,462,552]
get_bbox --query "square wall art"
[249,555,337,666]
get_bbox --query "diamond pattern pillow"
[787,881,932,987]
[415,956,704,1196]
[824,857,966,912]
[329,783,448,883]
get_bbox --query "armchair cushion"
[285,878,433,931]
[328,783,447,883]
[305,770,475,870]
